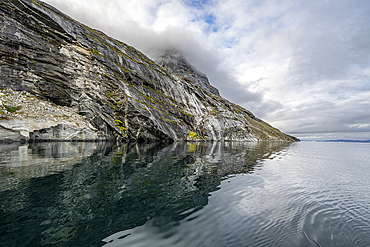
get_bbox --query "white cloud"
[43,0,370,140]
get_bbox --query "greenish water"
[0,141,369,246]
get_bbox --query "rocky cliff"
[0,0,299,143]
[156,50,220,96]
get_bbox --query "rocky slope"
[156,50,220,96]
[0,0,299,142]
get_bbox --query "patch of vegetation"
[134,97,170,116]
[91,48,100,56]
[106,90,115,98]
[160,117,184,126]
[0,109,7,118]
[4,105,21,113]
[118,126,127,133]
[209,109,221,116]
[187,131,202,140]
[114,118,127,137]
[179,109,194,117]
[114,119,123,124]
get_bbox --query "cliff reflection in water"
[0,141,291,246]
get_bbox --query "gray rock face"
[156,50,220,96]
[0,88,100,142]
[0,0,299,142]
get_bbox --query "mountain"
[0,0,299,143]
[312,140,370,143]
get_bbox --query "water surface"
[0,141,369,246]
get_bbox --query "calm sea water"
[0,141,369,246]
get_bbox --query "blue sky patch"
[204,13,216,25]
[183,0,212,9]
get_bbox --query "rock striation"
[156,50,220,96]
[0,0,299,142]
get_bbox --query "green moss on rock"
[4,105,21,113]
[186,131,202,140]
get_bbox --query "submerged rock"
[0,0,299,142]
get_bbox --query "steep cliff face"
[156,50,220,96]
[0,0,299,142]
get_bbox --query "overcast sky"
[43,0,370,140]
